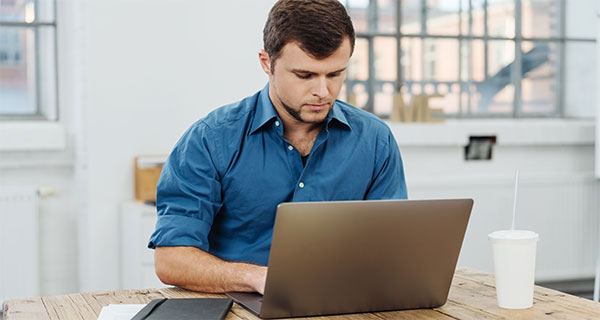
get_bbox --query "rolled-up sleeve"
[148,121,223,251]
[365,130,408,200]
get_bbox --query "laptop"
[227,198,474,319]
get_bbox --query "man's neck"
[268,88,326,139]
[286,128,322,158]
[281,117,324,137]
[280,115,325,157]
[269,101,324,157]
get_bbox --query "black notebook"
[131,298,233,320]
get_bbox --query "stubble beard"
[280,99,330,125]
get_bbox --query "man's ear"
[258,50,272,75]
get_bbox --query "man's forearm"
[154,246,267,294]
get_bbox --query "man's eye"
[328,73,341,78]
[296,74,311,79]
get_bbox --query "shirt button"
[299,182,305,188]
[275,121,280,127]
[288,145,293,151]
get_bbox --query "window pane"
[426,0,459,36]
[377,0,396,32]
[400,37,461,116]
[419,82,460,116]
[425,38,459,115]
[348,37,369,81]
[347,38,369,109]
[400,37,421,81]
[38,25,57,119]
[487,0,515,38]
[520,41,558,115]
[373,36,396,117]
[522,0,560,39]
[374,36,396,81]
[401,0,420,34]
[0,0,55,23]
[399,83,461,116]
[470,84,514,115]
[347,81,369,109]
[0,26,37,115]
[460,0,486,36]
[346,0,369,33]
[473,40,515,115]
[399,34,421,113]
[487,40,515,77]
[460,39,486,116]
[424,38,459,82]
[363,0,592,119]
[468,39,486,82]
[374,82,395,117]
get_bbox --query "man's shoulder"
[183,90,261,140]
[334,100,391,134]
[200,91,261,130]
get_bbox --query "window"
[343,0,597,118]
[0,0,57,120]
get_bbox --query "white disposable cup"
[488,230,539,309]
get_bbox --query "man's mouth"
[305,103,328,111]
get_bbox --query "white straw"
[511,170,519,230]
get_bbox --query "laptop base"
[226,292,263,316]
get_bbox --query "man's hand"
[154,246,268,293]
[249,266,268,295]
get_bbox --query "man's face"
[259,39,352,125]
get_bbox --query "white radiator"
[0,188,39,307]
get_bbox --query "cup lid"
[488,230,539,241]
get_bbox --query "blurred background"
[0,0,598,306]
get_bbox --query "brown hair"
[263,0,355,70]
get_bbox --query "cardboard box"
[134,155,167,203]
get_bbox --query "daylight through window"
[342,0,596,119]
[0,0,57,120]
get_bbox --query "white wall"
[565,41,597,118]
[78,0,277,291]
[596,9,600,179]
[391,122,598,280]
[0,0,597,297]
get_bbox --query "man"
[149,0,407,295]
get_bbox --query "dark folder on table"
[131,298,232,320]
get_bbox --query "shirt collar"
[250,83,279,135]
[250,83,352,134]
[327,101,351,131]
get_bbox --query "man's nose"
[312,77,329,99]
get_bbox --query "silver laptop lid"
[260,198,473,319]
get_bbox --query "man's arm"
[154,246,267,294]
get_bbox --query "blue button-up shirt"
[148,83,407,266]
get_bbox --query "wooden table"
[3,268,600,319]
